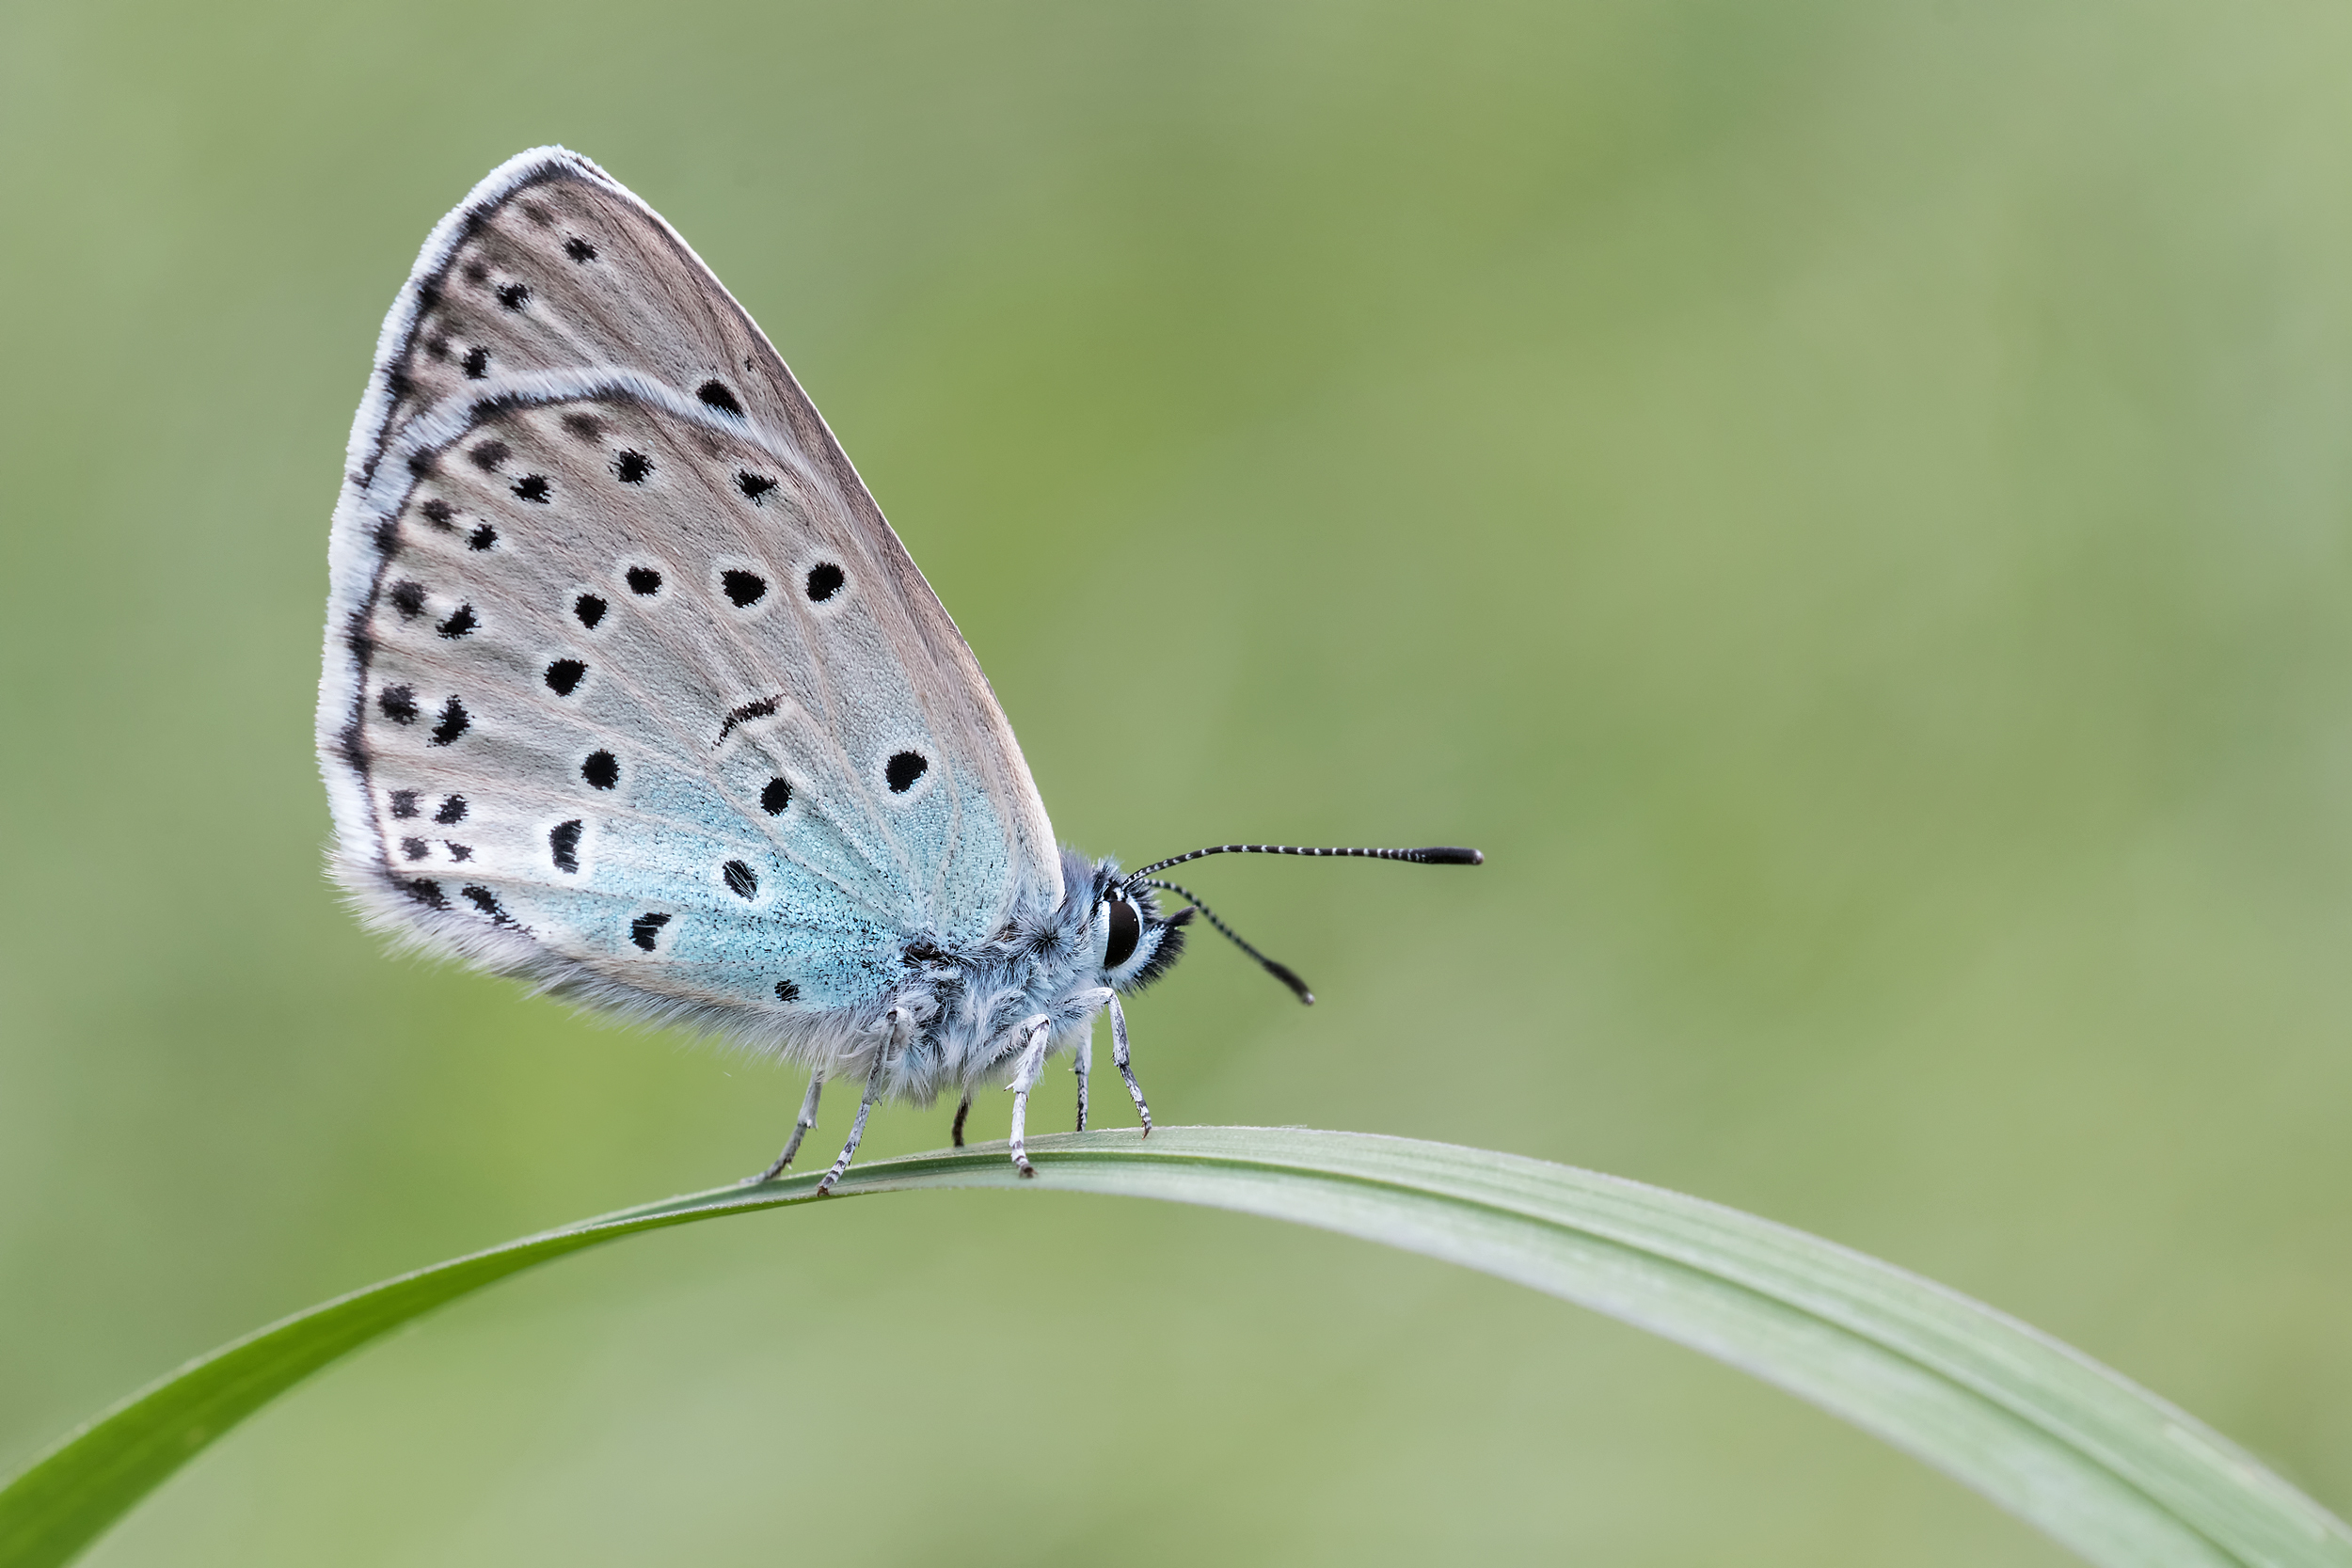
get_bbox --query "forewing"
[318,149,1058,1045]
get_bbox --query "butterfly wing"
[318,148,1061,1053]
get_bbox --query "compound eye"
[1104,895,1141,970]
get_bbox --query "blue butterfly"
[319,148,1480,1189]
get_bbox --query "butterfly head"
[1080,858,1193,994]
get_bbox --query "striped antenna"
[1142,878,1316,1005]
[1125,844,1483,883]
[1124,845,1481,1004]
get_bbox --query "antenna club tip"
[1416,847,1484,865]
[1264,960,1316,1005]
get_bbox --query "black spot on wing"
[549,818,583,873]
[437,603,477,639]
[575,594,607,628]
[626,566,661,595]
[469,440,509,470]
[495,282,530,310]
[581,750,619,789]
[379,686,419,724]
[760,777,791,815]
[630,911,671,951]
[429,696,469,745]
[434,795,468,825]
[469,523,498,550]
[401,836,429,861]
[461,346,490,379]
[564,236,596,262]
[419,498,455,529]
[885,751,928,793]
[736,470,776,502]
[544,658,586,695]
[723,860,757,899]
[723,570,768,607]
[404,879,448,910]
[512,474,551,503]
[773,979,800,1003]
[462,884,520,927]
[389,580,427,618]
[696,380,744,416]
[613,450,653,483]
[389,789,420,818]
[804,563,844,602]
[562,412,604,441]
[715,696,777,744]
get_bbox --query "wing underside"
[317,149,1059,1052]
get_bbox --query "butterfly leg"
[815,1050,889,1196]
[951,1089,973,1148]
[1006,1016,1056,1178]
[751,1075,826,1184]
[1073,1027,1092,1132]
[1106,992,1152,1136]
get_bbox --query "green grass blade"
[3,1127,2344,1568]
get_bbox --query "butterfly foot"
[810,1057,882,1198]
[751,1078,826,1185]
[1005,1015,1053,1182]
[1105,996,1153,1139]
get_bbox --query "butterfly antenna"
[1126,843,1484,881]
[1142,879,1317,1005]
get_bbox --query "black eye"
[1104,895,1141,970]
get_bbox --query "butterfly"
[317,148,1481,1191]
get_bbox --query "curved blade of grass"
[4,1127,2345,1568]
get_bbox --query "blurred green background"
[5,0,2350,1562]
